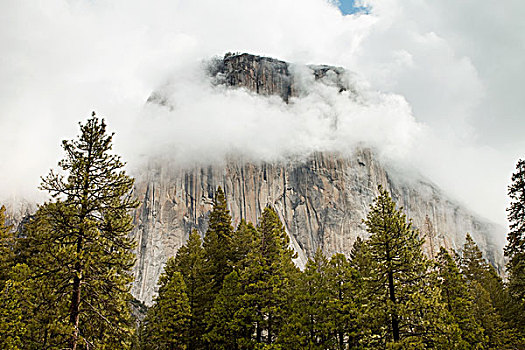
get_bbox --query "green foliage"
[505,158,525,332]
[22,115,138,349]
[236,207,298,347]
[328,252,361,349]
[362,186,452,348]
[4,128,525,349]
[436,247,485,349]
[461,234,520,349]
[280,249,362,350]
[0,205,27,349]
[0,264,30,350]
[141,271,191,350]
[231,219,257,268]
[506,159,525,262]
[0,205,15,287]
[205,271,246,350]
[171,231,207,349]
[280,248,333,349]
[202,187,235,312]
[461,234,490,284]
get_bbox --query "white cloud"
[0,0,523,230]
[127,64,419,167]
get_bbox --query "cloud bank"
[131,61,419,167]
[0,0,523,229]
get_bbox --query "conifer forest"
[1,117,525,350]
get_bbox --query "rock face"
[207,53,349,102]
[132,53,504,305]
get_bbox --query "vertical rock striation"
[131,151,503,305]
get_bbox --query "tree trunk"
[70,264,82,350]
[256,321,261,343]
[267,314,272,344]
[388,270,400,342]
[71,141,90,350]
[70,234,83,350]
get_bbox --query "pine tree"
[24,114,138,349]
[436,247,485,349]
[141,271,191,350]
[505,158,525,331]
[347,234,371,347]
[172,231,207,349]
[327,252,360,349]
[461,234,518,349]
[0,264,30,350]
[203,220,257,349]
[230,219,256,268]
[205,271,247,350]
[461,234,509,312]
[349,236,367,272]
[280,248,332,350]
[203,186,234,299]
[461,234,490,284]
[362,186,450,348]
[236,206,298,347]
[0,207,37,349]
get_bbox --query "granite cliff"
[131,53,504,305]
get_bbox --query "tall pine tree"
[237,207,298,347]
[203,186,234,298]
[362,186,451,348]
[24,114,138,349]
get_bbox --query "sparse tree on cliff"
[24,114,138,349]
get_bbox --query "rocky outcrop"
[132,53,504,305]
[207,53,349,102]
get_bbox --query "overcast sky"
[1,0,524,231]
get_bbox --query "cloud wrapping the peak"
[0,0,523,229]
[129,63,419,167]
